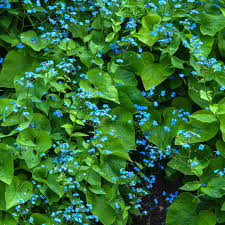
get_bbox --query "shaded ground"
[132,164,182,225]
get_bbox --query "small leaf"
[105,32,115,42]
[179,181,202,191]
[71,132,89,137]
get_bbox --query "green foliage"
[1,0,225,224]
[166,193,198,225]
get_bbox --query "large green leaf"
[0,182,6,210]
[168,149,195,176]
[113,68,137,87]
[20,30,49,51]
[188,76,212,108]
[197,210,216,225]
[0,50,35,88]
[30,213,52,225]
[175,110,219,144]
[218,31,225,57]
[99,107,136,151]
[80,68,119,103]
[141,107,181,150]
[31,113,52,133]
[134,14,161,46]
[119,86,151,107]
[219,114,225,142]
[0,211,17,225]
[166,193,198,225]
[190,110,217,123]
[86,189,116,225]
[5,176,33,210]
[200,158,225,198]
[46,174,64,198]
[17,128,52,168]
[200,13,225,36]
[96,155,126,184]
[0,144,13,185]
[168,147,209,176]
[0,98,15,117]
[138,52,174,90]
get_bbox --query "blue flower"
[191,161,199,167]
[199,144,204,151]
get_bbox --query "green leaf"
[5,176,33,210]
[194,35,214,58]
[59,38,77,55]
[171,97,192,112]
[99,107,136,153]
[105,32,115,42]
[97,155,126,184]
[89,186,106,195]
[0,50,35,88]
[39,184,60,205]
[16,128,36,147]
[216,139,225,158]
[141,107,181,150]
[86,189,116,225]
[46,174,64,198]
[20,30,49,51]
[0,98,15,117]
[168,149,195,176]
[190,110,217,123]
[0,15,12,29]
[71,132,89,137]
[176,110,219,144]
[30,213,52,225]
[116,51,142,73]
[219,114,225,142]
[86,169,101,186]
[171,56,184,69]
[31,113,51,132]
[113,68,138,87]
[218,31,225,57]
[200,186,224,198]
[61,123,73,135]
[216,97,225,114]
[80,68,119,103]
[0,182,6,210]
[0,144,13,185]
[32,166,48,183]
[138,52,174,90]
[134,14,161,46]
[35,131,52,153]
[18,129,52,168]
[197,210,216,225]
[200,13,225,36]
[36,100,51,115]
[188,76,211,108]
[0,211,17,225]
[221,201,225,211]
[179,181,202,191]
[166,193,198,225]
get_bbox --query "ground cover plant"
[1,0,225,224]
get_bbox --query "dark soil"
[132,164,182,225]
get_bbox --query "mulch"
[132,163,182,225]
